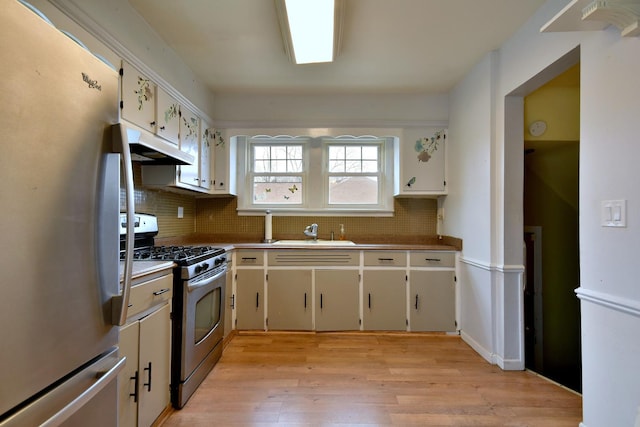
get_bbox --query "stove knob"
[202,263,209,271]
[195,265,202,274]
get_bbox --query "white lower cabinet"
[118,272,172,427]
[315,270,360,331]
[267,270,312,330]
[235,269,265,330]
[363,270,407,331]
[409,270,456,332]
[119,303,171,427]
[232,249,456,334]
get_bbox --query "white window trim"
[235,131,397,216]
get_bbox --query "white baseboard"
[460,330,494,364]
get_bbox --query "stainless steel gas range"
[120,213,226,409]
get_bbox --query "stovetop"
[121,245,225,266]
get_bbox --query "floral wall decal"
[182,116,198,140]
[415,129,445,163]
[134,76,152,110]
[164,103,178,124]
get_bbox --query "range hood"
[112,122,194,165]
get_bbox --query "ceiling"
[128,0,547,96]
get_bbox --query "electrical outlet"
[178,206,184,218]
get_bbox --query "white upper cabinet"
[177,104,200,187]
[394,128,447,197]
[155,87,180,145]
[209,130,237,196]
[120,61,156,133]
[199,120,214,190]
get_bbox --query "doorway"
[522,64,581,392]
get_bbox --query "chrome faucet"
[303,223,318,240]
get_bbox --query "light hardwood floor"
[161,332,582,426]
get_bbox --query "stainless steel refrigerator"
[0,2,125,425]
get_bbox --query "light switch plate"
[601,200,626,227]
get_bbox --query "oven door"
[180,265,226,381]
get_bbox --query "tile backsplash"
[121,164,196,238]
[125,164,438,240]
[195,197,437,242]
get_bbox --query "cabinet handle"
[231,294,235,309]
[143,362,152,392]
[415,294,419,310]
[304,293,307,308]
[320,293,323,309]
[153,288,170,296]
[242,257,256,261]
[159,125,165,130]
[256,292,260,308]
[378,258,394,261]
[129,371,139,403]
[150,121,156,127]
[368,293,371,309]
[425,258,441,262]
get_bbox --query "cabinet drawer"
[236,251,264,266]
[128,273,173,318]
[363,251,406,267]
[268,250,359,266]
[410,251,455,268]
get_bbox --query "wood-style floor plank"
[160,332,581,426]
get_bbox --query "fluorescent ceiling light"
[275,0,344,64]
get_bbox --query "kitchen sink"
[272,239,356,246]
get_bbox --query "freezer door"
[0,0,120,418]
[0,348,125,427]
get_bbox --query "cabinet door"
[118,321,139,427]
[236,269,265,330]
[410,271,456,332]
[267,270,312,331]
[120,61,155,133]
[212,130,229,192]
[224,264,234,338]
[397,128,446,194]
[138,304,171,427]
[155,87,180,145]
[178,104,200,187]
[199,121,213,190]
[315,270,360,331]
[363,270,407,331]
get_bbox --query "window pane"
[346,160,362,173]
[253,176,303,204]
[329,146,344,160]
[271,159,287,173]
[272,146,287,160]
[345,146,361,160]
[362,160,378,173]
[362,146,378,160]
[328,176,378,204]
[288,146,302,158]
[329,160,344,173]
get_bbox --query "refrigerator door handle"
[1,349,125,427]
[112,125,136,326]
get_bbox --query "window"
[251,143,304,205]
[326,143,381,205]
[236,133,395,216]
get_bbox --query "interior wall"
[448,0,640,424]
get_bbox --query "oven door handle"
[187,268,226,292]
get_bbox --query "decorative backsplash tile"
[121,164,196,238]
[195,197,437,242]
